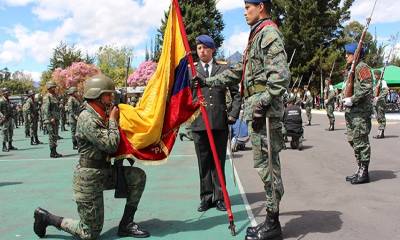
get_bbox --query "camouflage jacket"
[376,80,389,103]
[206,19,290,120]
[345,61,373,115]
[66,96,81,123]
[304,90,313,107]
[324,85,336,106]
[42,93,60,124]
[76,103,120,163]
[0,96,12,124]
[23,97,38,121]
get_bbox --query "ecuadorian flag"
[115,0,199,162]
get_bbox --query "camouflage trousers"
[326,104,335,123]
[345,113,371,163]
[305,106,312,122]
[70,120,77,145]
[29,117,39,139]
[46,123,58,148]
[1,120,13,143]
[24,115,30,136]
[375,101,386,130]
[60,165,146,240]
[248,117,285,213]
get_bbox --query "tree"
[272,0,355,89]
[96,46,133,87]
[0,67,11,83]
[0,71,35,94]
[127,61,157,87]
[157,0,224,61]
[39,70,53,93]
[48,42,94,71]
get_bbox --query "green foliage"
[0,67,12,82]
[48,42,94,71]
[96,45,133,87]
[157,0,224,61]
[0,71,35,94]
[272,0,355,89]
[39,70,53,93]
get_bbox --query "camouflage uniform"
[59,103,146,239]
[22,100,31,137]
[42,85,62,157]
[304,89,313,125]
[59,96,67,131]
[24,94,42,145]
[324,84,336,130]
[0,93,17,151]
[205,19,289,213]
[66,92,81,149]
[374,80,389,133]
[344,61,373,184]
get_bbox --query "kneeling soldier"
[33,74,150,239]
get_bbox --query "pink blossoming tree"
[127,61,157,87]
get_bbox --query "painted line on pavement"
[227,147,257,227]
[0,154,197,163]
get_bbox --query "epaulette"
[216,60,228,65]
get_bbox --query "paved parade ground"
[1,110,400,240]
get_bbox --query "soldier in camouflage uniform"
[42,81,63,158]
[22,98,31,137]
[33,74,150,239]
[66,87,81,149]
[59,95,67,131]
[196,1,289,239]
[24,90,43,145]
[303,85,313,125]
[372,69,389,139]
[0,88,18,152]
[342,43,373,185]
[324,78,336,131]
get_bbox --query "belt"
[243,84,267,98]
[79,157,111,169]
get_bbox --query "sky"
[0,0,399,82]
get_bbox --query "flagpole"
[173,0,236,235]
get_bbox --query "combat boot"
[31,137,37,145]
[328,121,335,131]
[35,136,43,144]
[351,162,370,184]
[50,147,63,158]
[2,142,9,152]
[8,142,18,150]
[373,130,384,139]
[33,207,63,238]
[118,205,150,238]
[346,161,360,182]
[307,120,311,126]
[72,138,78,150]
[245,211,282,240]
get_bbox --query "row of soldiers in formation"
[0,82,82,157]
[283,68,389,139]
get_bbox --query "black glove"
[252,102,266,132]
[192,76,206,88]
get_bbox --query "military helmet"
[287,93,296,104]
[26,90,35,96]
[1,87,10,94]
[83,74,115,99]
[67,87,78,95]
[46,81,57,90]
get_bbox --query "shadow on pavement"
[102,209,250,238]
[369,170,397,182]
[17,147,42,151]
[62,153,80,158]
[281,210,343,239]
[45,234,71,239]
[0,181,23,187]
[380,135,399,139]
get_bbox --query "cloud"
[1,0,34,6]
[23,70,41,82]
[350,0,400,24]
[221,31,249,56]
[216,0,243,12]
[0,0,170,66]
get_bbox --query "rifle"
[344,0,378,98]
[329,60,336,79]
[291,76,299,91]
[288,49,296,68]
[303,72,314,101]
[297,75,304,88]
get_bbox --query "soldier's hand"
[252,102,266,132]
[343,97,353,107]
[109,106,120,122]
[227,116,236,125]
[192,76,206,88]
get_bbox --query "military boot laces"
[245,212,282,240]
[33,207,63,238]
[118,205,150,238]
[351,163,370,185]
[2,142,9,152]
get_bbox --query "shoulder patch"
[216,60,227,65]
[358,67,372,82]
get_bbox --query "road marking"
[0,154,197,163]
[227,148,257,227]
